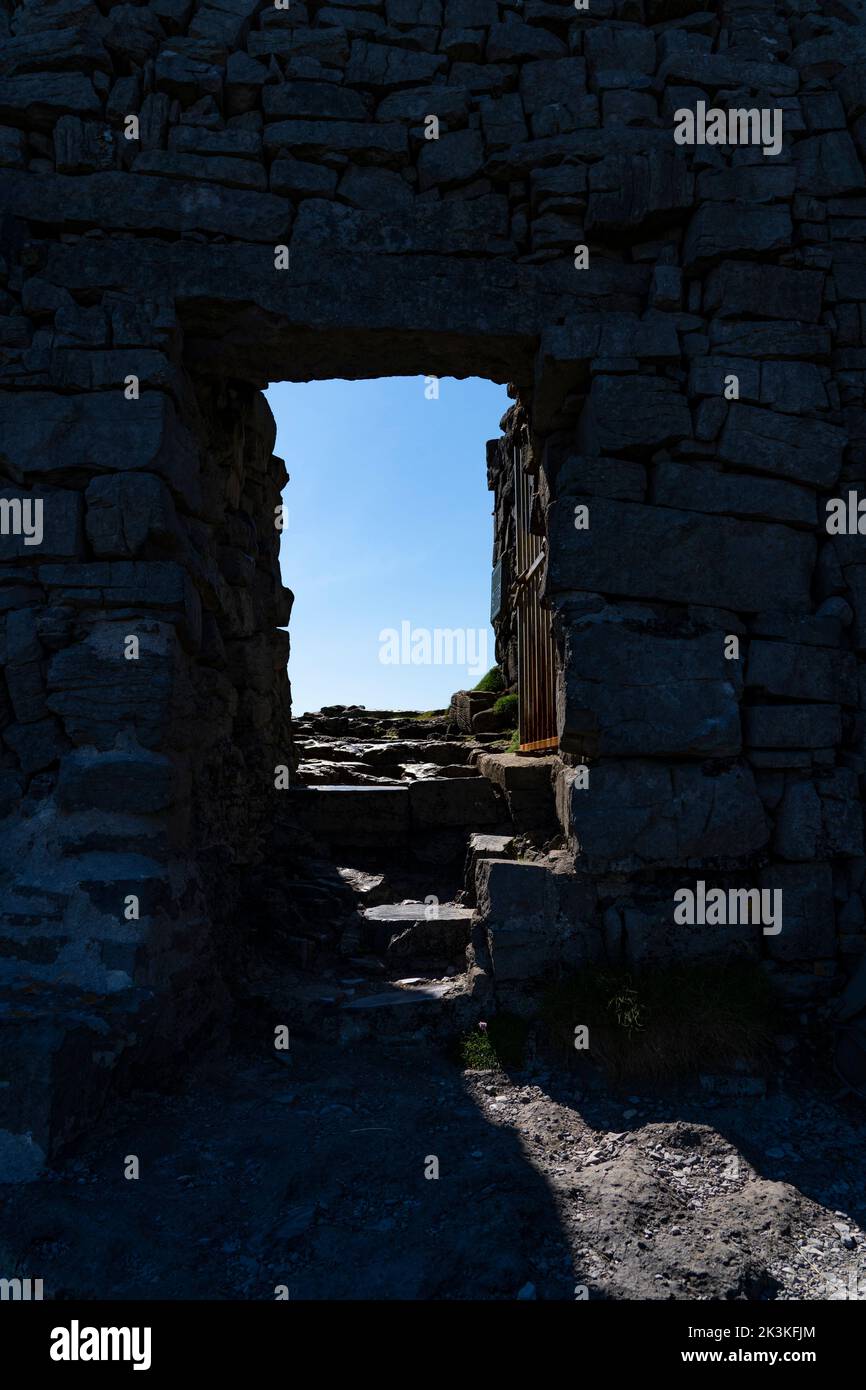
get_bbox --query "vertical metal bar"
[514,443,558,753]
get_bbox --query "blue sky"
[267,376,510,715]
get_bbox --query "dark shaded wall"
[1,0,866,1168]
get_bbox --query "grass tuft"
[472,666,505,694]
[457,1014,528,1071]
[493,691,518,720]
[541,960,780,1083]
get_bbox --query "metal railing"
[514,447,558,753]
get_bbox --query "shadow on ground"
[2,1035,865,1301]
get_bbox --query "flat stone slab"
[362,741,474,767]
[341,981,454,1010]
[337,868,391,905]
[362,904,473,959]
[364,904,474,924]
[468,833,515,857]
[478,752,557,791]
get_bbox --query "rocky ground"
[4,705,864,1302]
[1,1030,865,1302]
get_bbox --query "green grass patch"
[457,1014,528,1071]
[472,666,505,694]
[505,728,520,753]
[541,960,779,1083]
[493,692,518,720]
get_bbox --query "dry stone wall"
[1,0,866,1168]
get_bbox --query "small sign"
[490,558,503,623]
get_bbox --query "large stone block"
[556,602,742,757]
[651,461,816,527]
[744,704,842,750]
[586,150,694,231]
[556,454,646,502]
[46,621,182,751]
[534,318,679,428]
[0,29,112,82]
[346,38,447,84]
[0,486,83,560]
[520,57,587,112]
[709,320,831,359]
[578,375,691,455]
[760,361,829,416]
[38,561,197,617]
[775,771,864,862]
[657,52,798,94]
[0,170,290,241]
[3,716,68,774]
[476,858,598,982]
[0,392,201,509]
[760,863,835,961]
[696,164,797,203]
[546,498,815,612]
[774,779,823,861]
[132,149,268,193]
[263,118,408,165]
[263,80,368,121]
[684,205,792,268]
[584,24,656,74]
[476,752,557,831]
[57,743,179,815]
[561,761,768,871]
[793,132,864,196]
[0,72,100,128]
[409,776,504,828]
[291,193,509,254]
[703,262,824,323]
[85,473,183,558]
[746,640,857,705]
[486,20,566,63]
[717,403,846,489]
[819,769,864,857]
[418,129,484,189]
[619,890,760,970]
[4,659,47,724]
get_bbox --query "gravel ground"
[1,1034,864,1301]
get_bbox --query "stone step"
[337,975,475,1043]
[476,752,559,831]
[463,832,516,902]
[294,742,370,761]
[474,856,597,989]
[297,760,485,788]
[363,902,474,958]
[296,761,399,786]
[360,741,477,767]
[408,776,506,827]
[284,785,410,847]
[284,776,507,845]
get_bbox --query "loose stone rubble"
[0,1033,864,1301]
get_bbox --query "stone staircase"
[291,703,506,787]
[249,704,565,1045]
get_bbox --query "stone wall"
[1,0,866,1166]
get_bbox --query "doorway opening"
[267,375,508,722]
[248,375,562,1017]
